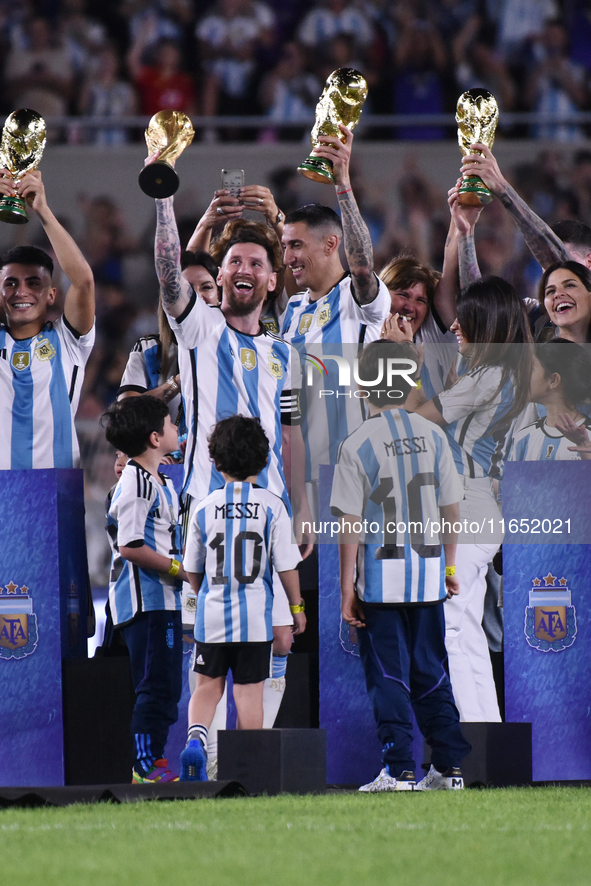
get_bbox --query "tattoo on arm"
[155,198,187,311]
[500,184,570,269]
[458,233,481,290]
[337,190,378,305]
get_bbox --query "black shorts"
[193,640,273,684]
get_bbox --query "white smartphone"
[221,168,244,198]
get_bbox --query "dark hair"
[208,415,269,480]
[534,340,591,407]
[538,260,591,308]
[102,395,169,457]
[0,245,53,277]
[455,276,533,427]
[357,340,420,408]
[551,221,591,252]
[210,219,282,272]
[379,255,440,307]
[180,249,219,280]
[284,204,343,239]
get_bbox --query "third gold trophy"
[0,109,46,225]
[298,68,368,184]
[138,109,194,198]
[456,88,499,205]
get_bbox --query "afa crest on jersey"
[0,582,39,660]
[261,317,279,334]
[316,302,331,327]
[298,314,313,335]
[524,573,577,652]
[34,338,56,362]
[240,348,257,371]
[12,352,30,371]
[267,349,283,380]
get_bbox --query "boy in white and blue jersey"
[331,341,470,792]
[104,396,189,784]
[0,170,94,470]
[180,416,305,781]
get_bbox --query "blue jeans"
[358,602,471,777]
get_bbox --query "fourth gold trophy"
[456,88,499,206]
[138,110,194,198]
[298,69,368,184]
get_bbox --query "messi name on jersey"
[214,501,261,520]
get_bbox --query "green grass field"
[2,787,591,886]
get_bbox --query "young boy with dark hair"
[103,395,188,783]
[180,415,306,781]
[331,341,471,792]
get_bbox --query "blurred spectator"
[525,18,588,142]
[297,0,375,56]
[4,15,74,117]
[570,149,591,228]
[258,41,321,141]
[392,16,451,140]
[129,36,196,116]
[79,43,137,143]
[488,0,558,68]
[197,0,276,132]
[454,25,516,112]
[59,0,107,78]
[122,0,193,57]
[78,194,138,284]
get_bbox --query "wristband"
[336,187,352,195]
[290,600,305,614]
[168,558,181,577]
[414,378,422,390]
[167,376,180,394]
[445,565,456,577]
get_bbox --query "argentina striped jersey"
[507,414,591,461]
[185,482,301,643]
[107,461,183,626]
[279,274,390,481]
[0,317,94,470]
[331,409,462,604]
[168,292,300,508]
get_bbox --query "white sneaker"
[416,765,464,791]
[359,768,416,792]
[206,757,218,781]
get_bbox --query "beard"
[223,285,267,317]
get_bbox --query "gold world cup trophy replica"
[138,109,195,198]
[0,109,46,225]
[298,69,368,184]
[456,88,499,205]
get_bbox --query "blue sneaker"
[180,739,208,782]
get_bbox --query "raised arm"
[312,125,379,305]
[448,183,484,291]
[155,196,192,319]
[18,170,94,335]
[461,143,570,270]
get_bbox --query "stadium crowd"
[0,0,590,141]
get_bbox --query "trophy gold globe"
[0,109,47,225]
[138,110,195,198]
[456,88,499,206]
[298,69,368,184]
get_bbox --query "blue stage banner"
[503,463,591,781]
[0,470,89,787]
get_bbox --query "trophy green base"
[0,195,29,225]
[458,175,493,206]
[297,156,334,184]
[138,161,179,198]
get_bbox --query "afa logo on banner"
[0,582,39,660]
[525,573,577,652]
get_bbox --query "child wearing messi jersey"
[331,341,470,792]
[181,415,306,782]
[103,396,189,784]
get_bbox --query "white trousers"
[445,477,502,722]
